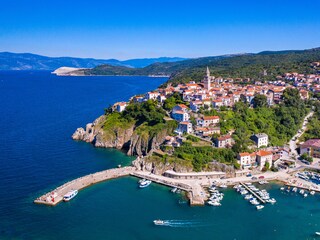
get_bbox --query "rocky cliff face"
[72,115,169,156]
[132,156,193,175]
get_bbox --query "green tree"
[253,94,268,108]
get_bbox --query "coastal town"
[112,63,320,171]
[35,61,320,208]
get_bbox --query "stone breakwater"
[34,166,136,206]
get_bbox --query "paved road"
[288,111,314,159]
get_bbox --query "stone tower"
[203,66,212,90]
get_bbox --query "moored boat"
[256,205,264,210]
[63,190,78,202]
[139,180,152,188]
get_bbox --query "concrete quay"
[131,171,207,205]
[34,166,135,206]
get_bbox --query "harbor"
[34,162,320,207]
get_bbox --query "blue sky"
[0,0,319,59]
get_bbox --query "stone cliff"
[72,114,174,156]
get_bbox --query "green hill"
[82,47,320,85]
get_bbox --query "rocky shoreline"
[72,115,172,157]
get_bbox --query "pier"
[34,166,135,206]
[240,182,266,204]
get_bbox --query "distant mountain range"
[0,52,187,70]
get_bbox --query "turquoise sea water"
[1,71,320,240]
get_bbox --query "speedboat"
[292,187,297,192]
[256,205,264,210]
[304,193,308,197]
[63,190,78,202]
[139,180,152,188]
[220,184,228,188]
[316,232,320,236]
[310,191,315,195]
[280,187,285,191]
[153,220,165,225]
[299,189,305,195]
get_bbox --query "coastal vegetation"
[300,101,320,141]
[173,142,236,171]
[202,88,308,152]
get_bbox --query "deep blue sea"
[1,71,320,240]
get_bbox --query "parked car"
[259,176,265,179]
[251,176,257,180]
[246,173,252,177]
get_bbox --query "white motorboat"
[139,178,146,184]
[299,189,305,194]
[63,190,78,202]
[244,194,253,200]
[240,190,248,195]
[220,184,228,188]
[153,220,165,225]
[250,199,260,205]
[310,191,315,195]
[292,187,297,192]
[256,205,264,210]
[304,193,308,197]
[269,198,276,204]
[315,232,320,236]
[171,187,177,193]
[280,187,285,191]
[139,180,152,188]
[208,200,221,206]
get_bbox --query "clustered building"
[112,66,317,171]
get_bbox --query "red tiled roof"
[203,116,219,120]
[301,139,320,148]
[256,150,272,157]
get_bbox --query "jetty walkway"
[34,166,135,206]
[240,182,265,204]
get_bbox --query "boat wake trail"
[160,220,208,228]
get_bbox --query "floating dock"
[34,166,136,206]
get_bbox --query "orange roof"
[178,104,188,109]
[203,116,219,120]
[239,152,250,157]
[180,121,190,125]
[256,150,272,157]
